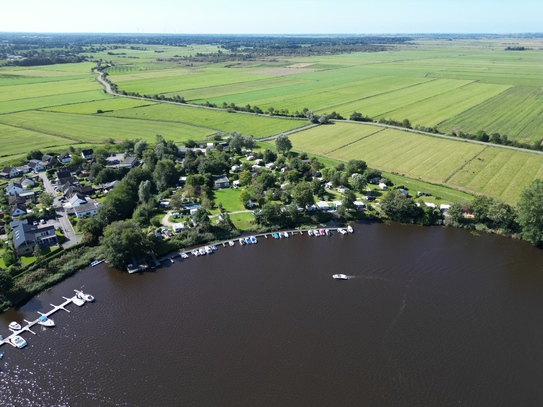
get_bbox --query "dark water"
[1,223,543,406]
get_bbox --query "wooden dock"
[0,291,93,349]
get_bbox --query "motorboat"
[250,236,257,244]
[333,274,349,280]
[283,232,289,238]
[347,225,354,233]
[337,228,347,235]
[229,240,235,247]
[8,321,21,331]
[308,230,313,236]
[75,290,95,302]
[212,245,217,250]
[10,335,27,348]
[326,229,332,236]
[205,246,213,254]
[71,296,85,306]
[313,229,320,236]
[37,315,55,327]
[239,238,246,245]
[319,229,325,236]
[192,249,199,256]
[199,248,206,255]
[91,259,105,266]
[273,233,279,239]
[181,253,189,259]
[245,237,252,244]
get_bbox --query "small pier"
[0,290,94,350]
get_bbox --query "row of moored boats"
[3,290,94,349]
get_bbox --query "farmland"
[288,122,543,204]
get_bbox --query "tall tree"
[516,179,543,246]
[275,134,292,154]
[138,180,152,203]
[153,159,179,193]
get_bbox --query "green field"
[104,103,306,138]
[0,122,76,156]
[42,98,157,114]
[289,122,543,204]
[0,111,215,144]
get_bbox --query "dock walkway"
[0,291,92,349]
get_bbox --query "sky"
[2,0,542,34]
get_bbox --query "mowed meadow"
[289,122,543,204]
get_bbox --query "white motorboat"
[347,225,354,233]
[199,248,206,255]
[10,335,27,348]
[229,240,235,246]
[313,229,320,236]
[192,249,199,257]
[75,290,95,302]
[37,315,55,327]
[181,253,189,259]
[205,246,213,254]
[239,238,245,245]
[308,230,313,236]
[283,232,289,238]
[71,296,85,306]
[333,274,349,280]
[337,228,347,235]
[8,321,21,331]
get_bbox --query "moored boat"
[283,232,289,238]
[326,229,332,236]
[250,236,257,244]
[245,237,252,244]
[205,246,213,254]
[75,290,95,302]
[199,248,206,255]
[273,233,279,239]
[71,296,85,306]
[10,335,27,349]
[192,249,200,256]
[229,240,235,246]
[313,229,320,236]
[239,238,246,245]
[91,259,105,267]
[308,230,313,236]
[333,274,349,280]
[181,252,189,259]
[337,228,347,235]
[8,321,21,331]
[37,315,55,327]
[347,225,354,233]
[319,229,325,236]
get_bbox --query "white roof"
[440,204,451,210]
[425,202,436,208]
[316,201,330,208]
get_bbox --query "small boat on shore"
[333,274,349,280]
[347,225,354,233]
[91,259,105,267]
[37,315,55,327]
[8,321,21,331]
[10,335,27,349]
[75,290,95,302]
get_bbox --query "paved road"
[38,173,82,248]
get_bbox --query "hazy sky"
[2,0,542,34]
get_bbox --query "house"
[120,156,138,168]
[8,194,26,206]
[81,149,94,160]
[10,203,27,217]
[6,181,24,196]
[28,159,46,172]
[440,204,451,212]
[10,219,58,256]
[369,177,380,185]
[57,153,72,164]
[41,154,55,167]
[1,166,20,179]
[20,176,37,189]
[316,201,330,211]
[379,183,388,190]
[68,194,87,208]
[399,188,409,197]
[214,176,230,189]
[353,201,366,210]
[73,200,99,218]
[103,180,120,192]
[16,165,30,174]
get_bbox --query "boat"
[326,229,332,236]
[333,274,349,280]
[181,253,189,259]
[212,245,217,250]
[283,232,289,238]
[71,296,85,306]
[8,321,21,331]
[192,249,199,256]
[308,230,313,236]
[273,233,279,239]
[239,238,246,245]
[313,229,320,236]
[37,315,55,327]
[228,240,235,247]
[205,246,213,254]
[0,351,3,359]
[319,229,325,236]
[199,248,206,255]
[245,237,252,244]
[347,225,354,233]
[91,259,105,267]
[75,290,95,302]
[10,335,27,349]
[250,236,257,244]
[337,228,347,235]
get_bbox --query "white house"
[68,194,87,208]
[57,153,72,164]
[73,200,99,218]
[28,160,46,173]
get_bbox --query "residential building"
[214,176,230,189]
[6,181,24,196]
[73,200,100,218]
[10,219,58,256]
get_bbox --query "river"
[1,223,543,406]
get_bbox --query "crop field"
[0,123,75,156]
[289,122,543,204]
[0,90,110,114]
[103,103,306,138]
[42,98,156,114]
[437,86,543,141]
[0,111,215,145]
[0,78,100,102]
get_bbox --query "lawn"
[210,188,246,215]
[229,212,255,231]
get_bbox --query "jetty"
[154,226,355,266]
[0,290,94,350]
